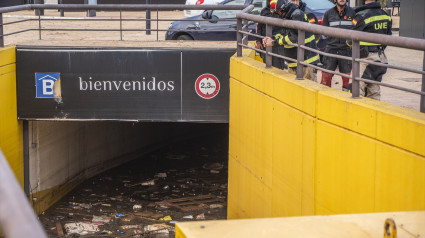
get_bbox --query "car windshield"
[303,0,334,10]
[212,0,246,18]
[251,0,267,15]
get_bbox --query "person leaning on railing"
[256,0,287,70]
[298,0,320,44]
[320,0,355,91]
[347,0,392,100]
[262,0,320,81]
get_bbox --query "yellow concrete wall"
[0,46,24,187]
[228,50,425,219]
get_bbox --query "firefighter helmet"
[272,0,291,13]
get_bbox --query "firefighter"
[299,0,318,26]
[298,0,321,49]
[350,0,392,100]
[262,0,320,81]
[255,0,286,69]
[321,0,355,91]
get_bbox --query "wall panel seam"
[230,77,315,120]
[317,119,425,160]
[229,154,273,190]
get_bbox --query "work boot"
[342,73,351,91]
[320,72,333,87]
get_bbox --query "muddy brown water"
[38,124,229,238]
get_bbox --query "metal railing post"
[242,19,248,46]
[120,9,122,41]
[156,9,159,41]
[34,0,44,16]
[351,40,360,98]
[38,14,41,40]
[87,0,97,17]
[146,0,151,35]
[236,18,242,57]
[0,150,47,238]
[59,0,64,17]
[296,30,305,79]
[0,13,4,47]
[420,51,425,113]
[265,24,272,68]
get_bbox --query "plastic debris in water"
[155,172,167,178]
[92,215,111,224]
[64,222,99,235]
[133,204,142,211]
[120,225,141,229]
[196,213,205,220]
[209,204,224,209]
[142,179,156,186]
[159,215,172,221]
[144,224,173,234]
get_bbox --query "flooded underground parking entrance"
[32,122,229,238]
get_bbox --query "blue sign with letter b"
[35,73,60,98]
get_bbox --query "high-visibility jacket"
[352,2,392,50]
[322,5,356,50]
[256,6,285,45]
[300,2,320,43]
[272,4,319,68]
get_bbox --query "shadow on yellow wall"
[0,46,24,188]
[228,49,425,218]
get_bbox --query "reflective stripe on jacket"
[322,5,356,50]
[272,7,319,68]
[352,2,392,47]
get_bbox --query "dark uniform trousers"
[321,5,356,90]
[352,2,392,100]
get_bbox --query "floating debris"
[39,133,228,238]
[133,204,142,211]
[157,195,224,212]
[64,222,99,235]
[92,215,111,224]
[159,216,172,221]
[209,204,224,209]
[196,213,205,220]
[144,224,173,234]
[120,225,141,230]
[156,172,167,178]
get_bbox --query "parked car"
[303,0,334,23]
[184,0,223,17]
[166,0,333,42]
[166,0,265,41]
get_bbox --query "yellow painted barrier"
[176,211,425,238]
[228,50,425,219]
[0,46,23,187]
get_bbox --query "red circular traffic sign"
[194,73,220,99]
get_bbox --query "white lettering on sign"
[42,80,55,95]
[78,76,175,92]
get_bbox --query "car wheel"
[176,35,194,40]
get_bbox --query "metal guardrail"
[0,150,47,238]
[0,3,424,112]
[0,4,247,45]
[236,5,425,113]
